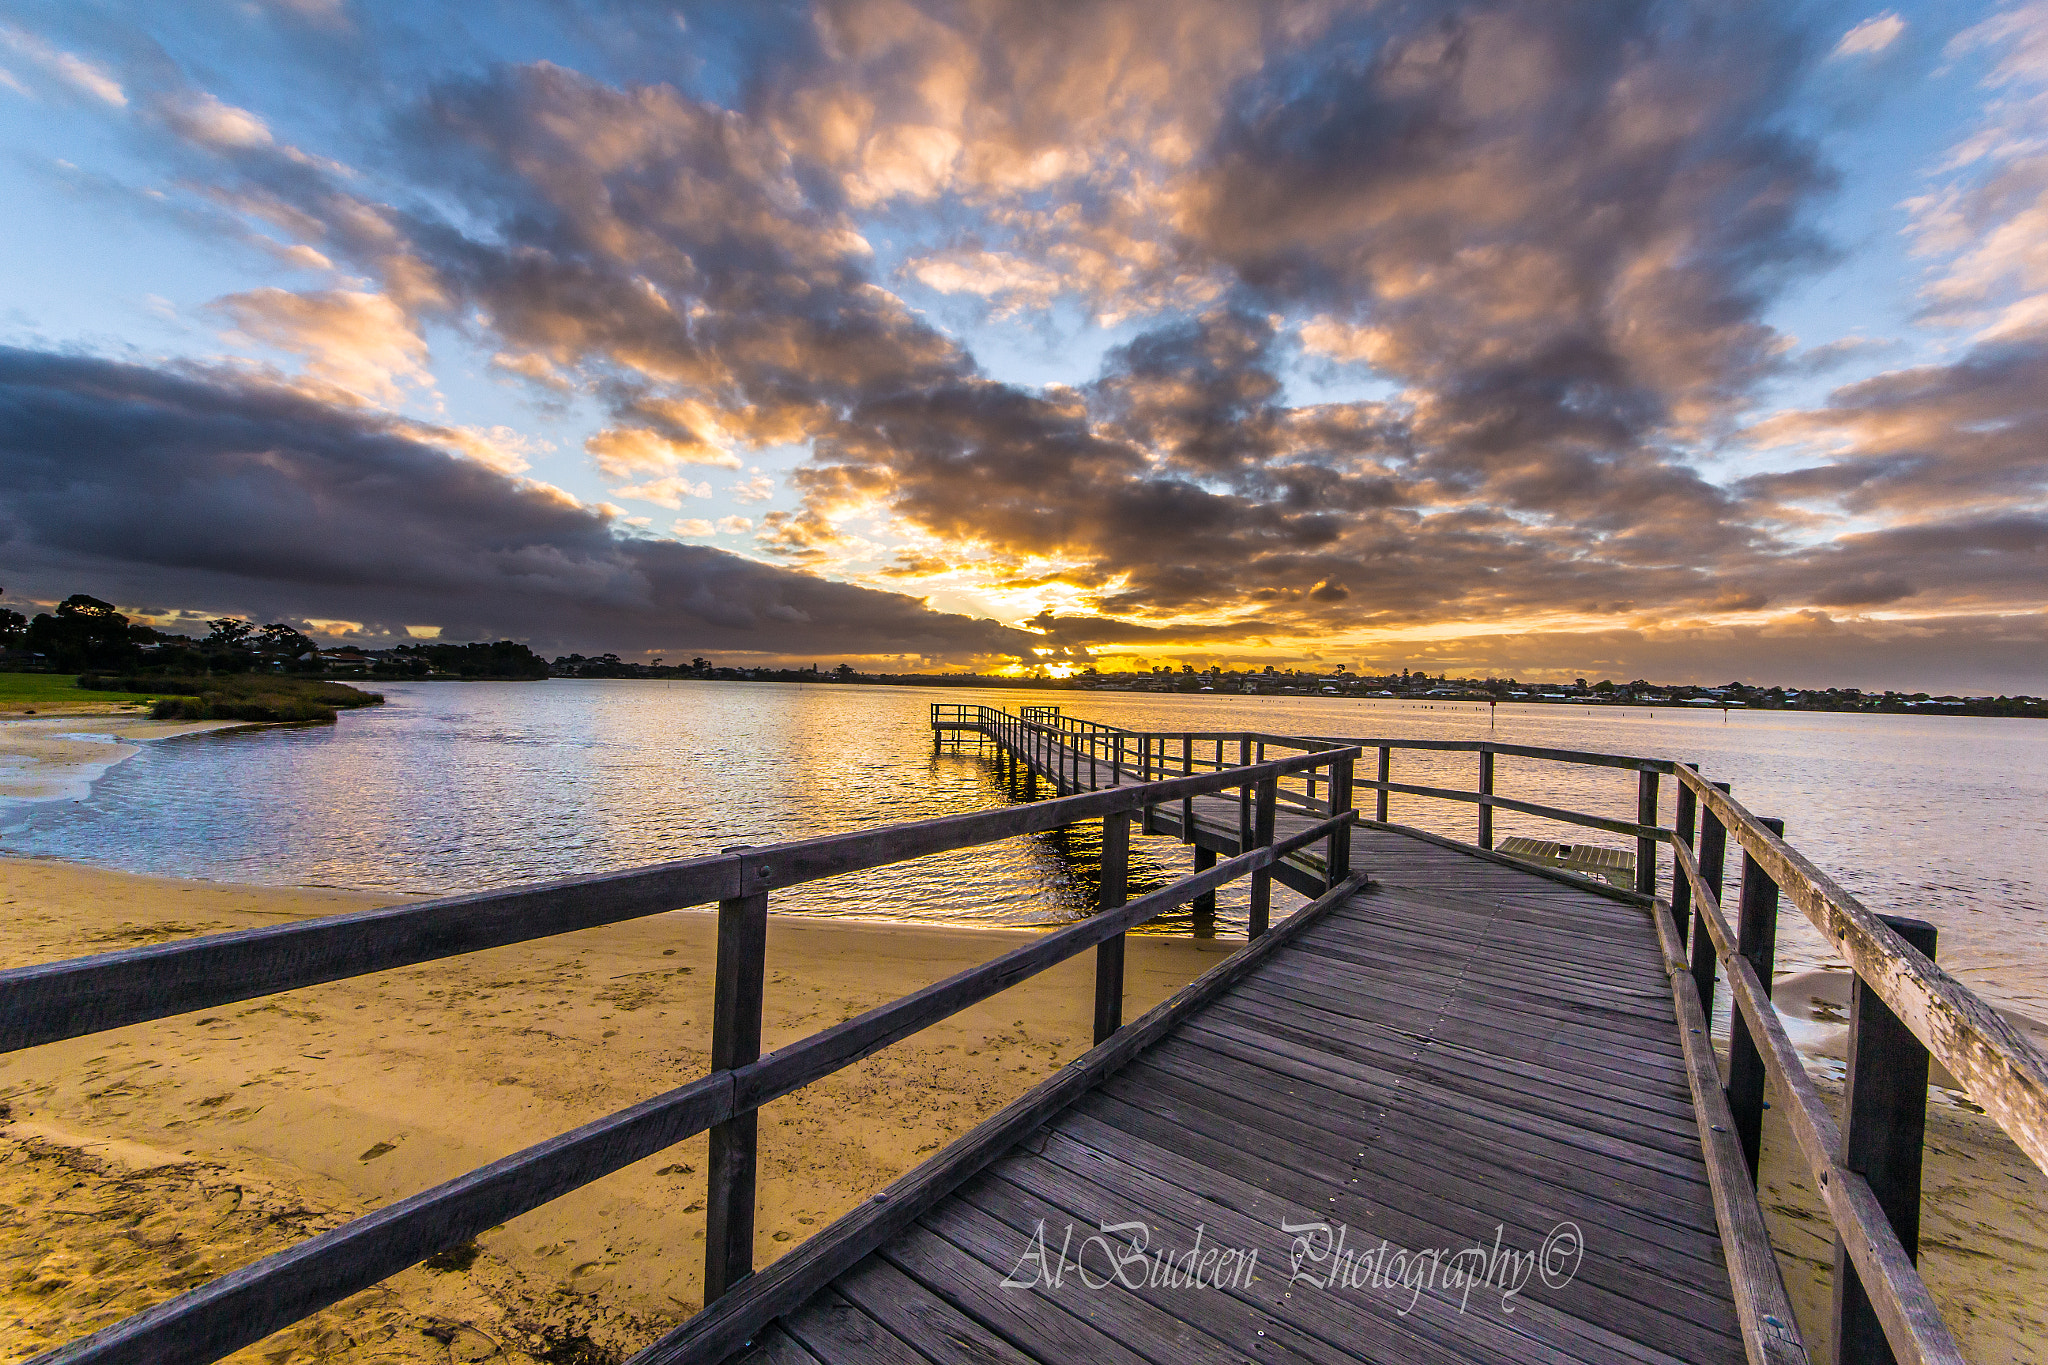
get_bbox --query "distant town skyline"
[2,2,2045,692]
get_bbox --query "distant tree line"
[376,640,550,679]
[0,594,321,675]
[0,592,547,680]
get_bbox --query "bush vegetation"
[78,674,384,725]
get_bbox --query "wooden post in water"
[1093,811,1131,1044]
[1689,781,1730,1016]
[1376,745,1391,823]
[1671,771,1698,940]
[704,868,768,1302]
[1248,775,1277,938]
[1477,748,1495,850]
[1832,914,1938,1365]
[1635,768,1660,897]
[1727,816,1784,1182]
[1191,846,1217,938]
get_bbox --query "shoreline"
[0,859,1233,1362]
[0,713,255,815]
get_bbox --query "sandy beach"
[0,858,1233,1363]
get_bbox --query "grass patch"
[0,672,162,712]
[36,673,389,725]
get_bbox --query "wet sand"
[0,859,1231,1363]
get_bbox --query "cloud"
[673,518,715,537]
[1743,336,2048,525]
[903,247,1064,315]
[586,426,742,476]
[1907,3,2048,339]
[611,475,712,509]
[210,288,431,403]
[1832,13,1905,58]
[0,347,1040,663]
[730,475,776,504]
[716,515,755,534]
[162,91,276,148]
[0,23,124,106]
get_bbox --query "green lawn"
[0,672,161,712]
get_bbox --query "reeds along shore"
[0,859,1233,1364]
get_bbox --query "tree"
[255,623,316,662]
[0,607,25,646]
[834,662,856,679]
[206,618,256,650]
[26,595,139,670]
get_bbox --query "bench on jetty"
[9,706,2048,1365]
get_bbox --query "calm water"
[5,682,2045,1020]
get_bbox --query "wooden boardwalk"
[716,742,1749,1362]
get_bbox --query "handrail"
[23,743,1361,1365]
[1671,831,1966,1364]
[2,744,1341,1054]
[1677,768,2048,1179]
[934,704,1675,886]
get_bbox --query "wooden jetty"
[9,704,2048,1365]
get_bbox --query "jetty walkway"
[11,704,2048,1365]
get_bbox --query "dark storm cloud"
[0,348,1035,661]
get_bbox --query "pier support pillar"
[1191,845,1217,938]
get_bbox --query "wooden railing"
[934,703,2048,1365]
[11,744,1359,1365]
[935,705,1668,893]
[1663,768,2048,1365]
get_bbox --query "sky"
[0,1,2044,691]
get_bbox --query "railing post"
[1671,771,1698,940]
[1191,845,1217,938]
[1689,782,1730,1018]
[1328,755,1354,886]
[1832,915,1938,1365]
[1477,748,1495,850]
[705,870,768,1302]
[1093,811,1131,1044]
[1635,768,1660,897]
[1727,815,1784,1182]
[1248,775,1277,938]
[1180,732,1196,843]
[1376,745,1391,822]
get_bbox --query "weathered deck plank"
[719,806,1749,1365]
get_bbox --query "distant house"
[321,649,373,674]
